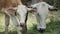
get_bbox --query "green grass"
[0,11,60,34]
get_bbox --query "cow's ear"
[48,8,58,11]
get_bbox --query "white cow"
[30,2,55,32]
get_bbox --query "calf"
[0,0,28,34]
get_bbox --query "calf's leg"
[5,14,10,34]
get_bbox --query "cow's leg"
[5,10,21,34]
[5,14,10,34]
[17,5,27,34]
[11,16,21,34]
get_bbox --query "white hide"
[17,5,27,24]
[30,2,54,29]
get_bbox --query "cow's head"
[17,5,28,28]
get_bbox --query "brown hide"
[0,0,22,15]
[0,0,22,9]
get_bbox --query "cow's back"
[0,0,22,10]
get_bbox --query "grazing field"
[0,11,60,34]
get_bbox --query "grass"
[0,11,60,34]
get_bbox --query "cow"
[0,0,28,34]
[28,1,58,33]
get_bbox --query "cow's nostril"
[20,23,26,27]
[37,28,46,33]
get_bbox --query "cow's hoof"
[37,28,45,33]
[20,23,25,27]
